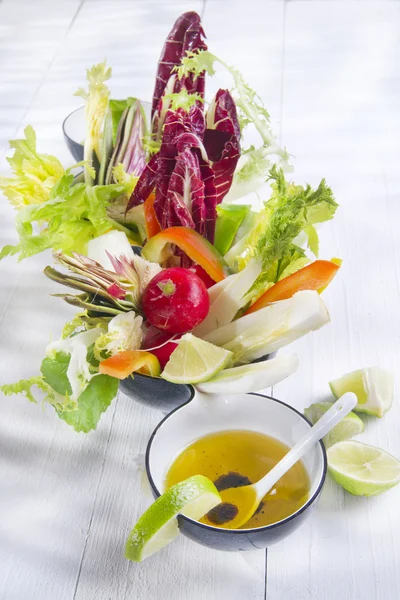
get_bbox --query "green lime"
[304,401,364,448]
[327,441,400,496]
[161,333,233,384]
[329,367,393,418]
[125,475,221,562]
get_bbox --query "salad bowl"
[63,101,152,163]
[62,106,85,162]
[146,391,327,551]
[119,352,276,414]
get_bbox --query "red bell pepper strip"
[99,350,161,380]
[141,226,230,283]
[245,259,340,315]
[144,192,161,239]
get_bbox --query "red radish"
[142,267,209,334]
[189,264,216,289]
[142,324,180,368]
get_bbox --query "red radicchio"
[204,89,241,204]
[126,14,241,260]
[151,12,207,135]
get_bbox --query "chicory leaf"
[0,376,65,406]
[204,89,241,204]
[151,11,207,119]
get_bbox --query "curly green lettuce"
[234,166,338,271]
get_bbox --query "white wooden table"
[1,1,400,598]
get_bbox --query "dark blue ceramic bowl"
[62,106,85,162]
[120,374,195,414]
[119,351,276,414]
[146,391,327,552]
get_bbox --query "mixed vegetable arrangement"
[0,12,340,432]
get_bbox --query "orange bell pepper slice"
[99,350,161,380]
[141,226,230,283]
[245,259,341,315]
[144,192,161,239]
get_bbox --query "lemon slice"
[329,367,393,417]
[304,401,364,448]
[327,441,400,496]
[161,333,233,384]
[125,475,221,562]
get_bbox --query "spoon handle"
[254,392,358,499]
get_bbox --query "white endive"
[196,354,298,394]
[87,230,135,271]
[204,290,330,365]
[193,259,261,338]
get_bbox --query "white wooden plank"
[270,2,400,599]
[0,4,122,600]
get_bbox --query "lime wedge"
[329,367,393,417]
[125,475,221,562]
[161,333,233,384]
[327,441,400,496]
[304,401,364,448]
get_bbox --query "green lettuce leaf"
[0,125,65,208]
[304,224,319,257]
[5,173,130,260]
[41,352,72,395]
[215,204,250,256]
[75,61,112,185]
[56,374,119,433]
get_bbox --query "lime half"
[327,441,400,496]
[125,475,221,562]
[329,367,393,418]
[161,333,232,384]
[304,401,364,448]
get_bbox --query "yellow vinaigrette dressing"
[165,430,311,529]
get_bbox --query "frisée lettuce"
[230,166,337,272]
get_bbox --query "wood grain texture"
[1,1,399,599]
[270,2,400,599]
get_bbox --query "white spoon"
[206,392,358,528]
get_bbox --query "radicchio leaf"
[126,152,159,210]
[166,148,203,232]
[204,89,241,204]
[200,161,218,242]
[105,100,147,186]
[123,103,147,176]
[151,12,207,134]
